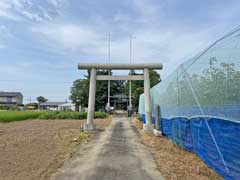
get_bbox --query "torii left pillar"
[84,68,97,131]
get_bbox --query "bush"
[38,111,59,119]
[0,111,108,122]
[94,112,107,119]
[0,105,10,110]
[0,111,41,122]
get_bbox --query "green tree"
[70,70,124,111]
[70,79,89,111]
[36,96,47,110]
[36,96,47,103]
[124,70,161,111]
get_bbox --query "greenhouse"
[139,27,240,180]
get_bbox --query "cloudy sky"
[0,0,239,103]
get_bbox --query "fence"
[139,26,240,180]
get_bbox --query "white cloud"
[26,0,236,78]
[0,0,66,22]
[31,23,103,53]
[0,1,21,21]
[132,27,216,77]
[30,21,216,70]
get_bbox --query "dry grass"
[132,119,223,180]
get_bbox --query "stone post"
[155,105,160,131]
[153,105,162,136]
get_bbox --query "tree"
[36,96,47,110]
[36,96,47,103]
[124,70,161,111]
[70,79,89,111]
[70,70,124,111]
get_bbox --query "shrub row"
[0,111,107,122]
[0,111,42,122]
[38,111,107,120]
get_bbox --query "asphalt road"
[51,116,164,180]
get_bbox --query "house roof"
[58,102,75,107]
[0,92,23,97]
[39,102,66,106]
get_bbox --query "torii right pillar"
[143,68,154,131]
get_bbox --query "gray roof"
[40,102,66,106]
[0,92,23,97]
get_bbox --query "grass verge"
[0,111,107,123]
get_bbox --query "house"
[39,102,66,110]
[0,92,23,106]
[25,103,38,110]
[58,102,75,111]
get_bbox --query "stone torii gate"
[78,63,163,131]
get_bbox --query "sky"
[0,0,240,103]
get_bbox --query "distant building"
[39,102,66,110]
[25,103,38,110]
[0,92,23,106]
[58,102,75,111]
[111,94,129,110]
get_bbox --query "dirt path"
[51,117,164,180]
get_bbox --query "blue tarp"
[141,114,240,180]
[171,117,194,151]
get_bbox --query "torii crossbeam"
[78,63,163,131]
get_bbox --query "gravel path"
[51,117,164,180]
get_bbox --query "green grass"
[136,115,142,121]
[0,111,107,123]
[0,111,42,122]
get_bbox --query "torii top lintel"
[78,63,163,70]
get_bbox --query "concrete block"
[84,123,96,131]
[143,124,154,131]
[153,129,162,136]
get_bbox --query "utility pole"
[129,35,136,115]
[107,33,111,113]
